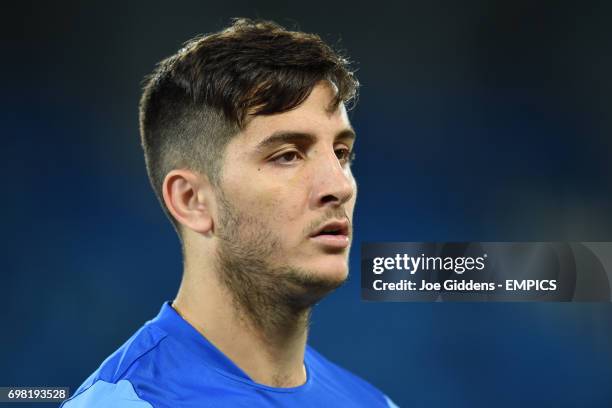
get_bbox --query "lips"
[311,220,350,238]
[310,219,350,249]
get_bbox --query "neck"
[172,266,311,388]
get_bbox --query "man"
[62,18,398,407]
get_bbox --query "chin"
[304,256,349,284]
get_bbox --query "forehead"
[239,82,352,144]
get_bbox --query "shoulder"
[61,379,153,408]
[62,323,168,408]
[306,346,399,407]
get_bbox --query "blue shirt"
[62,302,398,407]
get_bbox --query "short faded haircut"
[139,18,359,234]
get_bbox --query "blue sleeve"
[61,379,153,408]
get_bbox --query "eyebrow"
[254,129,356,152]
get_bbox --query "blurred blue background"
[2,1,612,407]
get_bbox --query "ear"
[162,169,215,234]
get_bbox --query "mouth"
[309,219,351,249]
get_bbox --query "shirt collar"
[149,301,252,380]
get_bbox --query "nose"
[310,149,355,209]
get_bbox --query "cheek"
[222,158,312,227]
[236,184,307,228]
[261,173,311,222]
[270,189,308,225]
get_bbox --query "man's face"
[214,81,357,298]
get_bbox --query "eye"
[272,150,302,165]
[335,147,355,164]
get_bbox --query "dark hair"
[139,18,359,234]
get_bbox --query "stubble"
[214,191,347,339]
